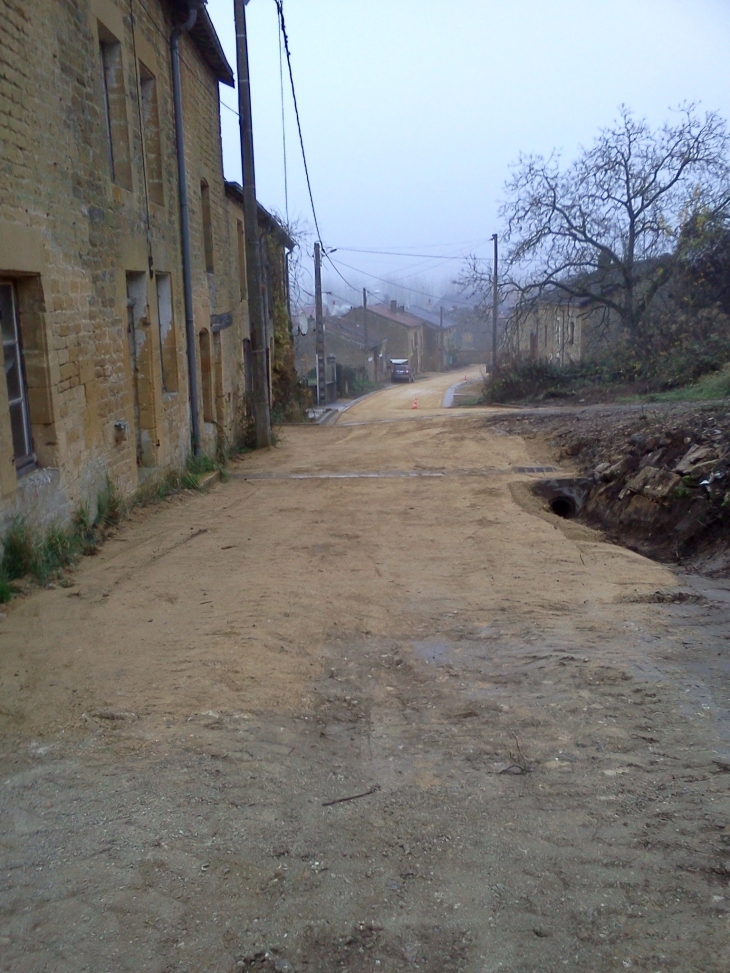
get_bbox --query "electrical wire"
[323,252,362,295]
[278,16,290,224]
[331,247,485,260]
[275,0,323,243]
[327,256,475,307]
[220,100,240,118]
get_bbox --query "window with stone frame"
[199,329,214,422]
[0,280,34,472]
[200,181,215,273]
[139,62,164,206]
[98,23,133,190]
[156,274,178,393]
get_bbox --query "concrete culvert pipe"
[550,495,577,519]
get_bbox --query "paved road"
[1,372,729,972]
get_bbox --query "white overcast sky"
[206,0,730,304]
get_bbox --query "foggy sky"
[206,0,730,305]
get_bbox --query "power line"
[323,252,361,295]
[275,0,323,243]
[277,14,290,224]
[326,256,475,307]
[331,246,487,260]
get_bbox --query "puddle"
[413,638,457,665]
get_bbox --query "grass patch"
[632,366,730,403]
[95,476,127,526]
[131,452,224,507]
[485,359,730,406]
[0,448,237,601]
[1,517,36,580]
[0,516,82,585]
[0,574,12,604]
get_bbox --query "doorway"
[126,273,157,468]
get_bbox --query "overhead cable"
[326,256,475,307]
[275,0,323,243]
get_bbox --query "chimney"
[390,300,398,314]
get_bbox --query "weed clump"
[1,517,36,580]
[0,450,233,601]
[95,476,126,526]
[0,574,11,604]
[0,516,81,585]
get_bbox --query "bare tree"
[464,105,730,345]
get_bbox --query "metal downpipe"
[171,2,204,456]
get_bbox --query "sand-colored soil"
[1,371,729,972]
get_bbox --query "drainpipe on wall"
[171,1,205,456]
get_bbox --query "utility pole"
[362,287,369,381]
[234,0,272,447]
[492,233,499,377]
[440,305,444,369]
[314,242,325,406]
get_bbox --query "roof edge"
[224,182,295,250]
[171,2,235,87]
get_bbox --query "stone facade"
[333,302,425,376]
[0,0,251,530]
[506,294,611,365]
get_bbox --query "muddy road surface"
[1,370,729,972]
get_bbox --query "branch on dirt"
[322,785,380,807]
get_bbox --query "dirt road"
[1,371,729,972]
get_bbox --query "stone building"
[506,291,609,365]
[331,301,425,376]
[225,183,296,418]
[294,314,388,385]
[0,0,252,530]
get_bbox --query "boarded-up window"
[139,63,163,205]
[98,24,132,190]
[201,181,214,273]
[156,274,177,392]
[199,330,214,422]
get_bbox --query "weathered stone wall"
[0,0,247,530]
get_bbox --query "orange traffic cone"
[412,396,418,410]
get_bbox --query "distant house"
[409,305,457,371]
[343,301,426,375]
[506,260,675,366]
[507,290,596,365]
[294,312,388,383]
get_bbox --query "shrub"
[484,361,606,403]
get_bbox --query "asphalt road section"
[1,370,729,972]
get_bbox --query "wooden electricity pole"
[234,0,271,447]
[314,242,325,405]
[362,287,369,380]
[440,304,444,368]
[492,233,499,376]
